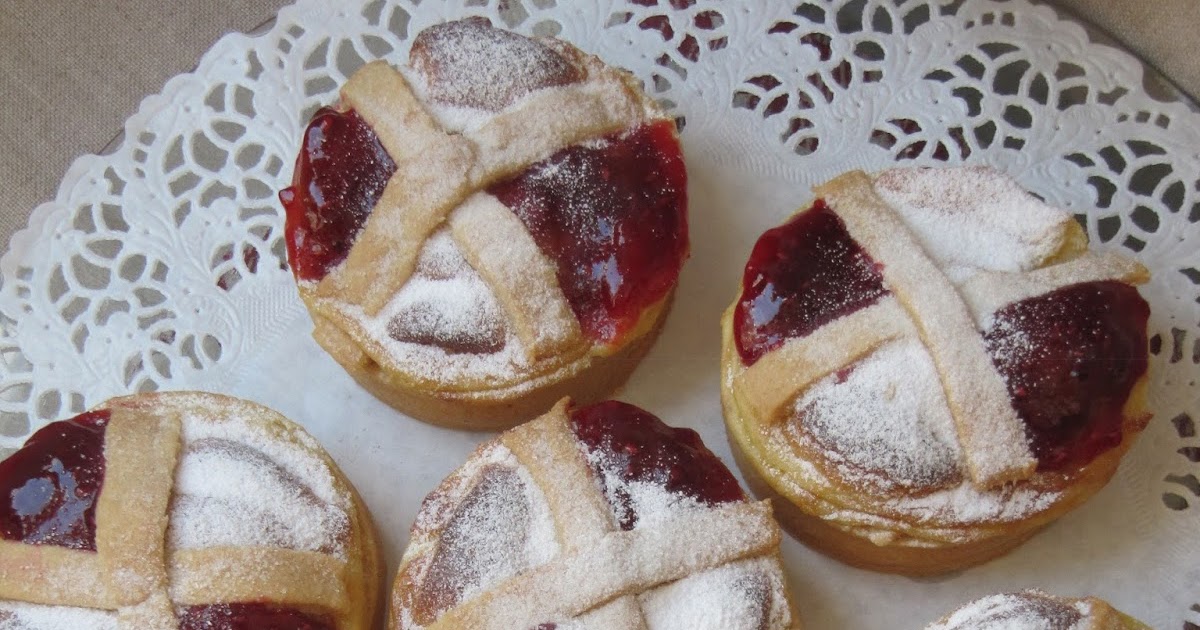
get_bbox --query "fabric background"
[0,0,1196,250]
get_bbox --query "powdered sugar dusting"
[401,444,559,628]
[579,438,709,530]
[789,338,962,491]
[316,19,673,386]
[399,410,793,629]
[0,602,116,630]
[771,335,1061,524]
[168,410,350,559]
[452,462,559,605]
[982,310,1035,366]
[925,591,1085,630]
[176,407,346,507]
[387,229,507,354]
[408,18,582,113]
[873,166,1071,284]
[409,442,513,541]
[341,229,535,385]
[401,66,496,133]
[640,558,793,630]
[505,135,617,249]
[886,479,1060,524]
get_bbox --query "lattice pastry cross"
[310,36,665,363]
[732,170,1148,488]
[394,400,790,629]
[0,393,366,629]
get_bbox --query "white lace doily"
[2,0,1197,627]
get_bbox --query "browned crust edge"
[316,291,674,431]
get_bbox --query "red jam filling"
[0,409,109,551]
[983,281,1149,471]
[488,120,689,344]
[734,201,889,365]
[179,604,334,630]
[279,107,397,282]
[569,401,744,530]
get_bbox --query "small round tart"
[720,166,1152,575]
[390,398,799,630]
[0,392,382,629]
[279,18,689,430]
[925,591,1149,630]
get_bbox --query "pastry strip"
[960,250,1149,323]
[428,501,779,630]
[168,547,348,610]
[816,171,1036,488]
[115,592,177,630]
[574,597,649,630]
[500,400,613,546]
[324,61,475,310]
[466,76,645,184]
[734,297,914,425]
[319,137,475,311]
[94,407,181,606]
[327,60,646,320]
[501,403,649,629]
[340,61,445,161]
[449,194,584,361]
[0,543,115,608]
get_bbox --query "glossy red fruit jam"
[984,281,1149,471]
[0,409,110,550]
[734,201,888,365]
[280,107,397,282]
[179,604,334,630]
[489,120,689,344]
[569,401,744,530]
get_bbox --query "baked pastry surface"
[0,391,382,629]
[391,398,799,629]
[924,591,1149,629]
[721,166,1152,574]
[279,18,689,429]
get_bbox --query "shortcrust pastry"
[279,18,689,429]
[391,398,800,629]
[720,166,1151,574]
[925,591,1149,629]
[0,392,382,629]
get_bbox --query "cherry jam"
[489,120,689,344]
[280,107,396,281]
[179,604,334,630]
[734,201,888,365]
[569,401,744,530]
[0,409,110,551]
[984,281,1150,471]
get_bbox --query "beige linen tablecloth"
[0,0,1196,249]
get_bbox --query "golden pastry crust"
[390,399,801,629]
[0,391,383,629]
[720,166,1152,575]
[313,293,671,430]
[924,591,1150,629]
[288,20,687,429]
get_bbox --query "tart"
[0,392,382,629]
[925,591,1149,629]
[391,398,799,629]
[720,166,1152,574]
[279,18,689,430]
